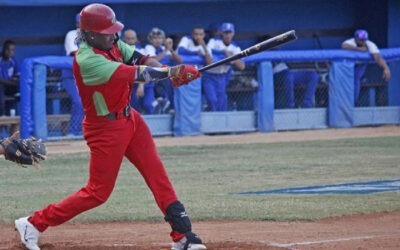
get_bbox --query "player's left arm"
[118,40,157,66]
[116,40,199,86]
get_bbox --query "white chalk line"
[263,233,400,249]
[112,242,171,247]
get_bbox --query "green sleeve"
[117,40,135,63]
[76,42,121,86]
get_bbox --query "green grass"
[1,136,399,223]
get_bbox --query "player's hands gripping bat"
[169,64,201,87]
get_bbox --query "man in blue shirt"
[0,40,19,116]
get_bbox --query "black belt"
[106,105,131,120]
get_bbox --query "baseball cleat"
[14,216,40,250]
[171,236,207,250]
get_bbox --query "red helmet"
[80,3,124,34]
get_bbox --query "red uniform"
[16,4,205,250]
[28,40,184,241]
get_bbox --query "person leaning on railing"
[341,29,391,105]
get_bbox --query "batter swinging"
[14,3,206,250]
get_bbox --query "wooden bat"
[199,30,297,72]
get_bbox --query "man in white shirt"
[202,23,245,111]
[142,28,182,114]
[342,29,391,105]
[64,13,81,56]
[177,26,213,67]
[62,13,84,135]
[123,29,145,54]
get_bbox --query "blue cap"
[354,29,368,40]
[75,13,80,23]
[220,23,235,33]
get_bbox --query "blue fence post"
[20,58,34,138]
[328,61,354,127]
[257,61,274,132]
[173,77,202,136]
[388,60,400,106]
[32,64,48,140]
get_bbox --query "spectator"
[205,23,221,43]
[273,62,318,108]
[145,27,182,64]
[63,13,84,135]
[144,28,182,114]
[202,23,245,111]
[123,28,154,114]
[177,26,213,66]
[0,40,19,117]
[341,29,391,105]
[256,33,319,109]
[123,29,145,53]
[64,13,81,56]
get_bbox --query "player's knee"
[164,200,192,233]
[84,185,113,204]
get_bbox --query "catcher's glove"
[0,131,47,168]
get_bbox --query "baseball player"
[203,23,245,111]
[14,3,206,250]
[342,29,391,105]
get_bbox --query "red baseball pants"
[29,109,184,241]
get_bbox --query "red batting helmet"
[80,3,124,34]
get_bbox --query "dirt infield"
[2,211,400,249]
[2,126,400,249]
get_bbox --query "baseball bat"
[199,30,297,72]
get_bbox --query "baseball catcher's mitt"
[0,131,47,168]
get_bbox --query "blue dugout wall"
[19,49,400,139]
[1,0,398,63]
[3,0,400,139]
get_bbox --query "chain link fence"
[201,65,258,112]
[226,65,258,111]
[356,62,389,107]
[273,61,329,109]
[41,59,396,138]
[46,68,83,138]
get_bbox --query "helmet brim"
[98,21,124,34]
